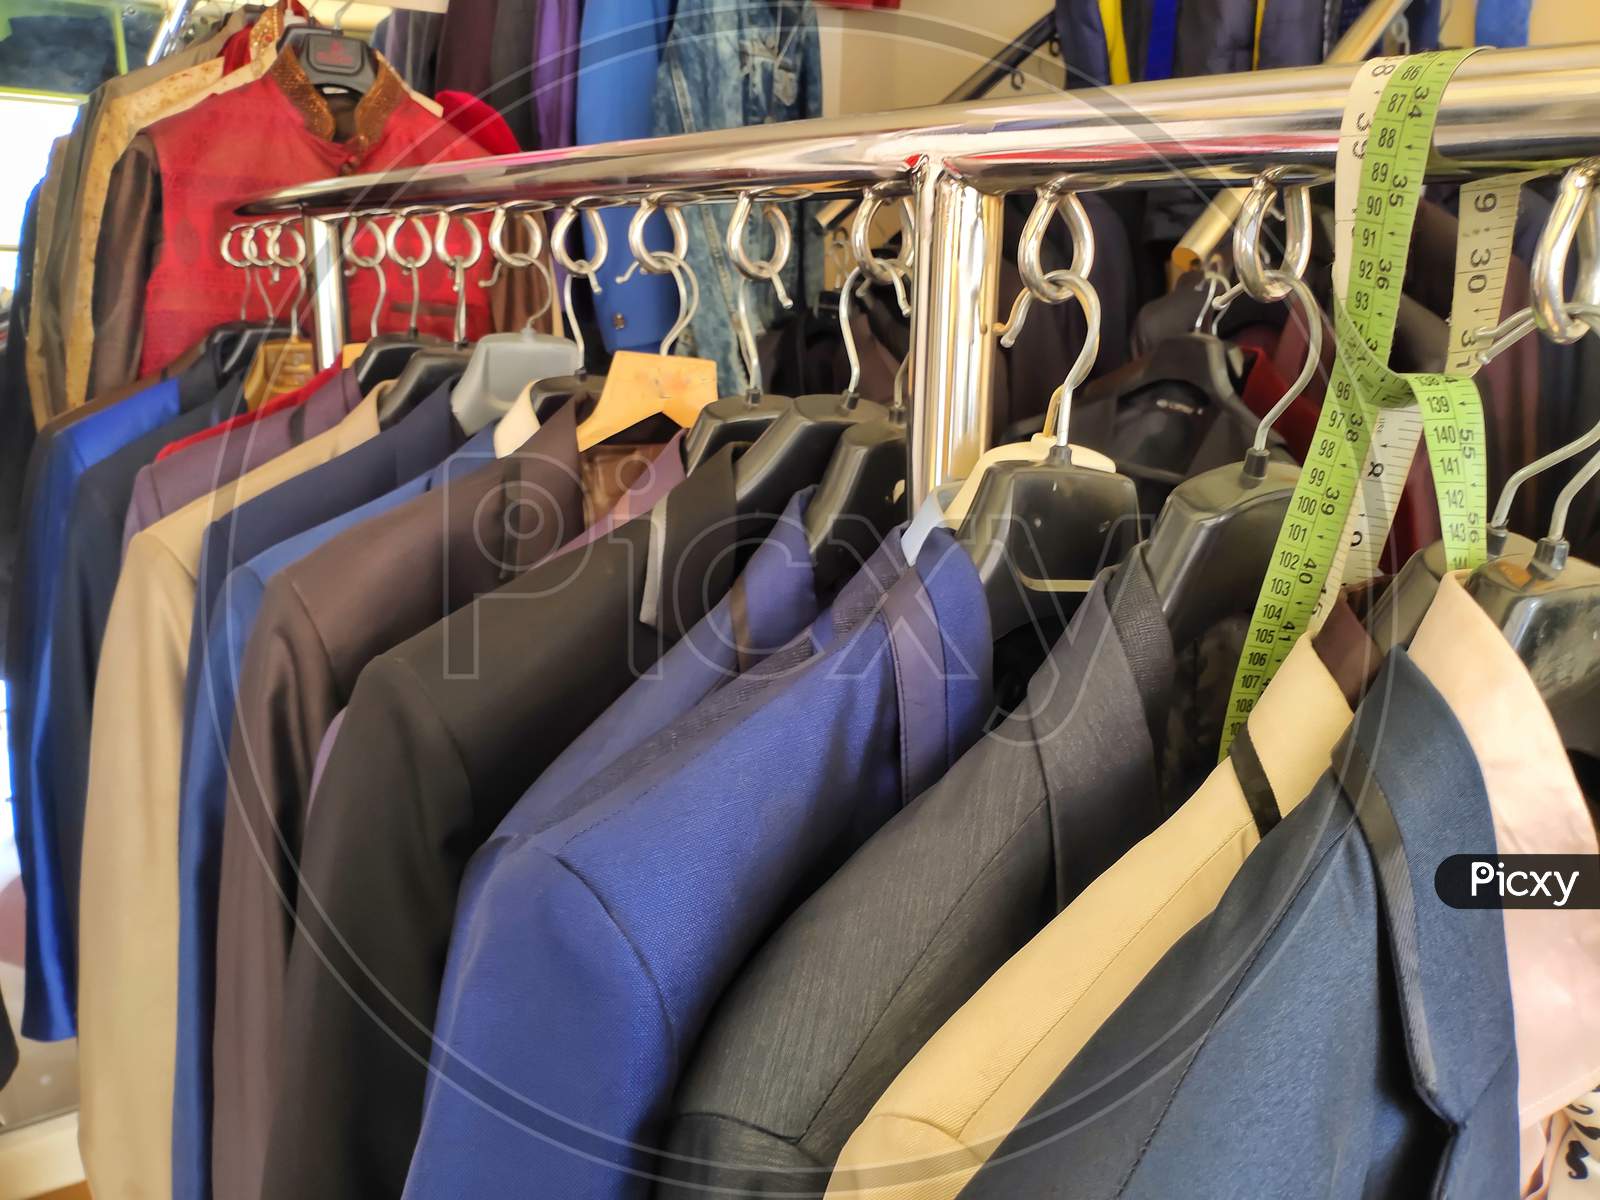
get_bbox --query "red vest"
[139,52,496,375]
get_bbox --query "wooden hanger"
[575,199,717,451]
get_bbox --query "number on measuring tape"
[1220,50,1492,757]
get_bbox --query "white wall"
[1441,0,1600,45]
[818,1,1063,117]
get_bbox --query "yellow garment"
[77,387,381,1200]
[242,336,318,408]
[1253,0,1269,68]
[24,137,69,429]
[1099,0,1131,84]
[58,11,289,414]
[826,634,1354,1199]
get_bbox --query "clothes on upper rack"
[651,0,823,394]
[88,48,499,399]
[576,0,680,354]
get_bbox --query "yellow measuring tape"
[1220,50,1491,756]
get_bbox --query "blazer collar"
[1330,649,1518,1129]
[638,443,736,641]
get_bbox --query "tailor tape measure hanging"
[1220,49,1492,756]
[1317,165,1534,625]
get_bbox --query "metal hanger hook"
[837,265,868,399]
[1249,269,1323,453]
[1230,166,1313,305]
[1030,267,1103,448]
[848,186,912,317]
[1003,181,1095,348]
[1484,306,1600,547]
[727,192,796,395]
[659,255,700,356]
[620,198,689,283]
[343,214,388,338]
[1531,158,1600,345]
[267,221,308,340]
[385,210,434,336]
[1549,441,1600,548]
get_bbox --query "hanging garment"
[656,554,1178,1196]
[1171,0,1323,76]
[76,388,384,1200]
[1053,0,1117,86]
[532,0,581,150]
[954,585,1593,1196]
[25,11,247,424]
[122,364,355,552]
[253,445,757,1200]
[827,604,1375,1200]
[170,381,481,1200]
[433,0,498,95]
[575,0,678,353]
[5,344,237,1040]
[87,49,497,397]
[172,380,471,1199]
[650,0,822,394]
[23,137,69,428]
[482,0,537,149]
[207,402,678,1200]
[402,516,992,1200]
[56,11,287,416]
[0,179,44,658]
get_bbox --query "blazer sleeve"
[258,651,476,1200]
[404,841,674,1200]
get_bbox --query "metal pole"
[1172,0,1411,273]
[147,0,199,65]
[303,215,347,370]
[908,159,1004,507]
[238,45,1600,215]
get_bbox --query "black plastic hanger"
[279,22,376,96]
[374,345,471,429]
[685,195,805,472]
[212,321,287,379]
[1463,422,1600,759]
[1367,531,1538,655]
[955,274,1140,637]
[353,334,439,392]
[802,310,913,594]
[728,238,908,529]
[1467,537,1600,762]
[1141,260,1323,649]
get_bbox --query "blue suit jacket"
[402,528,992,1199]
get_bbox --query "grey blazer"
[658,557,1179,1195]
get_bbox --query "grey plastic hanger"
[449,203,582,435]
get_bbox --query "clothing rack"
[237,43,1600,508]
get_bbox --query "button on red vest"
[139,54,496,376]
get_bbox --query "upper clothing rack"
[238,43,1600,506]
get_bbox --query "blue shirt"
[401,527,992,1199]
[6,377,181,1039]
[170,396,486,1200]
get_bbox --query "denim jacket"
[652,0,822,394]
